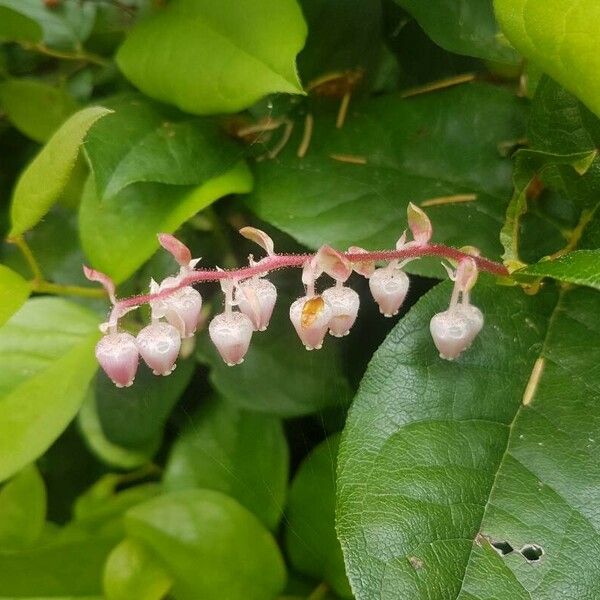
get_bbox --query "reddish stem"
[115,244,508,311]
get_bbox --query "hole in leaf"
[520,544,544,562]
[491,540,514,556]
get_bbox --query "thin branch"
[114,244,509,311]
[32,280,107,299]
[21,43,109,67]
[7,235,43,282]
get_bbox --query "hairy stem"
[114,244,508,311]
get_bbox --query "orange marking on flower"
[301,296,325,329]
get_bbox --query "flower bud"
[235,278,277,331]
[289,295,333,350]
[430,309,476,360]
[136,322,181,376]
[163,286,202,338]
[322,286,359,337]
[369,267,409,317]
[95,332,139,388]
[209,311,254,366]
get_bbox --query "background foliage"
[0,1,599,599]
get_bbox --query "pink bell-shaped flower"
[95,332,139,388]
[458,304,484,345]
[369,267,409,317]
[235,278,277,331]
[209,311,254,366]
[163,286,203,338]
[136,321,181,376]
[289,295,333,350]
[322,285,360,337]
[430,309,474,360]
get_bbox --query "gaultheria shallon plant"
[84,204,498,387]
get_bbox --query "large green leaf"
[247,83,527,276]
[0,4,42,43]
[0,264,30,328]
[197,287,353,416]
[0,298,100,483]
[517,250,600,291]
[125,489,286,600]
[84,94,250,200]
[0,465,46,550]
[10,106,112,236]
[0,78,79,143]
[494,0,600,117]
[337,278,600,598]
[94,356,195,455]
[164,397,288,529]
[79,164,252,283]
[396,0,518,63]
[116,0,306,115]
[285,434,351,598]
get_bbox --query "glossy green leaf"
[297,0,382,85]
[337,278,600,598]
[248,83,527,276]
[94,356,195,454]
[517,250,600,291]
[0,465,46,550]
[0,298,100,483]
[396,0,518,63]
[78,393,154,470]
[197,288,353,416]
[164,397,288,529]
[79,162,252,283]
[0,0,96,48]
[10,106,112,236]
[103,538,172,600]
[286,434,351,598]
[125,489,286,600]
[116,0,306,115]
[0,264,30,328]
[494,0,600,117]
[84,94,250,200]
[0,79,78,143]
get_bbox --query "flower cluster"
[84,204,486,388]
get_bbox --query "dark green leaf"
[0,465,46,550]
[0,298,100,483]
[84,94,250,200]
[164,396,288,529]
[0,78,79,143]
[116,0,306,115]
[197,287,353,417]
[286,433,351,598]
[10,106,112,236]
[494,0,600,117]
[0,264,30,328]
[103,538,172,600]
[247,83,527,277]
[337,278,600,597]
[125,489,286,600]
[396,0,519,63]
[517,250,600,291]
[94,356,195,454]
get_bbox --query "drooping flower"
[322,285,360,337]
[369,266,409,317]
[430,257,483,360]
[95,332,139,388]
[235,278,277,331]
[209,312,254,366]
[136,321,181,376]
[289,295,333,350]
